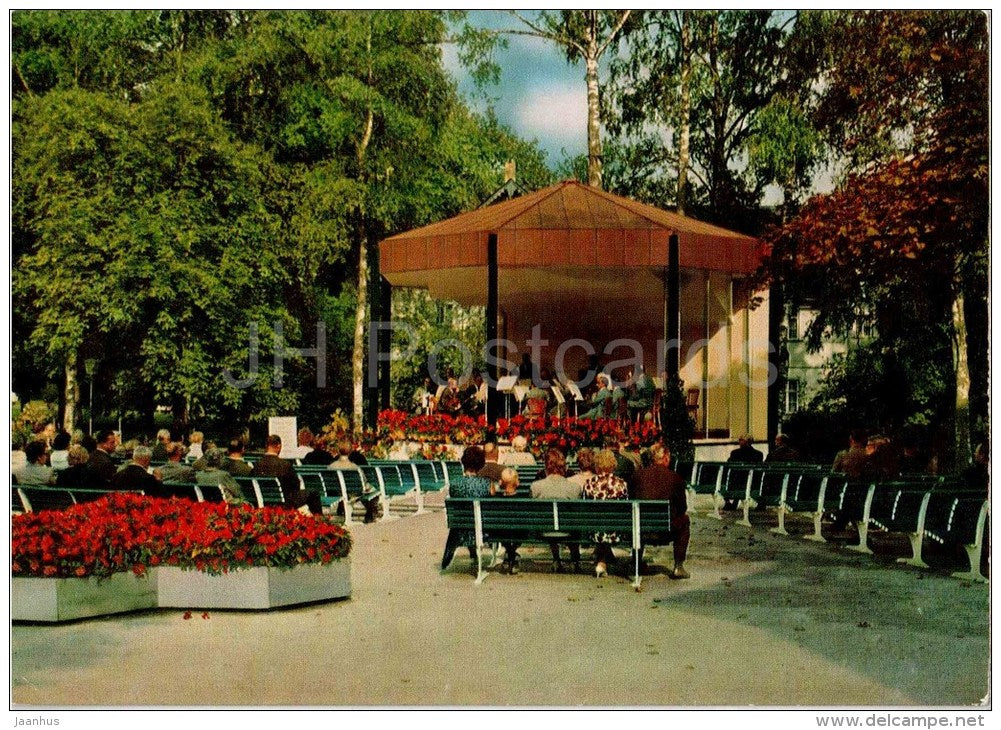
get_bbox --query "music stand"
[496,375,518,420]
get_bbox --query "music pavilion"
[378,180,770,446]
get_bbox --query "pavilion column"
[665,233,681,381]
[767,282,784,443]
[486,232,499,424]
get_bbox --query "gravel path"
[11,500,990,707]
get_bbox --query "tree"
[759,11,989,466]
[606,10,817,227]
[462,10,635,189]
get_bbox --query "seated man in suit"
[633,443,690,579]
[253,434,323,515]
[221,438,254,476]
[155,442,196,483]
[110,445,166,497]
[87,430,119,486]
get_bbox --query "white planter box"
[12,572,158,622]
[156,558,351,610]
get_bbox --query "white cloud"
[514,85,587,156]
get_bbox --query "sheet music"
[566,382,585,401]
[551,387,566,405]
[496,375,518,392]
[512,385,528,402]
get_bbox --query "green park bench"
[444,497,674,588]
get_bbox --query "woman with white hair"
[500,435,537,466]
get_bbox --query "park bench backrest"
[19,487,75,512]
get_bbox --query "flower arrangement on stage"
[11,492,351,580]
[374,409,661,456]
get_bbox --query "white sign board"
[268,416,298,459]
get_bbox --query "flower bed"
[12,493,352,620]
[12,492,351,579]
[373,409,662,457]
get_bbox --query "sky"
[440,10,589,169]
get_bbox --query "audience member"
[188,431,204,460]
[49,431,71,471]
[581,449,629,578]
[110,445,165,496]
[254,435,323,515]
[632,444,690,579]
[493,467,520,497]
[766,434,800,463]
[606,436,636,490]
[155,442,196,483]
[501,435,537,466]
[151,429,171,462]
[531,449,582,573]
[728,434,764,464]
[329,439,378,522]
[489,467,524,574]
[962,442,989,491]
[55,445,92,488]
[478,442,505,485]
[195,447,246,504]
[302,436,335,466]
[15,441,56,486]
[221,439,254,476]
[832,430,869,477]
[440,446,491,572]
[292,428,314,460]
[567,448,596,489]
[11,436,28,473]
[862,435,899,480]
[87,430,119,486]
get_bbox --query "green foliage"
[11,9,553,435]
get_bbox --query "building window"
[787,309,800,340]
[786,379,801,414]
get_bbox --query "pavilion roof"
[380,180,759,276]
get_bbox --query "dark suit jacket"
[221,457,254,477]
[87,448,117,486]
[728,445,764,463]
[110,463,165,497]
[632,464,688,518]
[252,453,300,496]
[253,453,322,513]
[56,464,95,489]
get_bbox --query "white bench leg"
[804,510,826,542]
[770,505,789,536]
[847,521,874,554]
[952,544,988,583]
[897,532,929,568]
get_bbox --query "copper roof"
[380,180,759,276]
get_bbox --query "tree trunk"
[351,228,369,434]
[585,15,603,189]
[952,293,971,466]
[62,353,78,433]
[675,10,692,214]
[350,97,375,433]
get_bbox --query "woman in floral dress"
[581,449,628,577]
